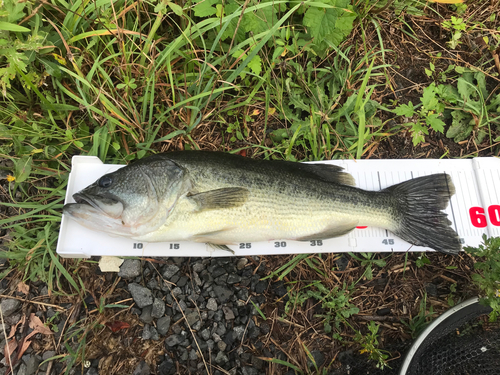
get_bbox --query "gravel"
[151,298,166,318]
[128,283,153,308]
[0,298,20,317]
[7,255,297,375]
[157,316,171,336]
[118,259,141,279]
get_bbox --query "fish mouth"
[71,192,124,219]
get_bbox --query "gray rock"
[158,356,175,375]
[149,326,159,340]
[24,354,40,375]
[192,320,202,331]
[217,340,227,352]
[189,349,198,361]
[128,283,153,308]
[40,351,55,371]
[157,316,171,336]
[227,274,241,284]
[118,259,141,279]
[142,324,153,340]
[206,298,217,311]
[185,310,199,326]
[140,305,153,324]
[242,367,258,375]
[163,265,180,279]
[222,306,235,320]
[0,298,20,317]
[215,323,226,336]
[254,280,267,294]
[200,328,210,341]
[213,285,233,303]
[165,334,182,347]
[192,262,205,273]
[233,325,246,340]
[85,368,99,375]
[16,363,27,375]
[236,258,248,270]
[133,361,150,375]
[151,298,165,319]
[179,348,188,362]
[215,351,228,365]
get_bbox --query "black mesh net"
[332,300,500,375]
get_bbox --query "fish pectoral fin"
[188,187,249,211]
[296,220,358,241]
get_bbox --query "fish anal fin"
[207,243,234,254]
[296,220,358,241]
[188,187,249,211]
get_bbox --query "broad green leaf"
[394,101,415,117]
[193,0,219,17]
[241,0,277,35]
[14,155,32,183]
[168,1,183,16]
[3,0,26,23]
[426,113,445,133]
[446,110,471,141]
[457,76,476,101]
[303,1,356,51]
[410,122,428,146]
[247,55,262,76]
[0,21,30,32]
[422,83,439,110]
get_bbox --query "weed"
[349,252,388,281]
[394,67,500,145]
[285,281,359,336]
[354,321,390,369]
[442,16,467,49]
[464,235,500,321]
[401,293,435,338]
[415,254,431,268]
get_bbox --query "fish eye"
[98,175,113,188]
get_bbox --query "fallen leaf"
[16,339,32,361]
[28,314,53,335]
[7,316,24,339]
[4,338,17,366]
[17,281,29,295]
[99,256,124,272]
[105,321,130,333]
[251,109,260,116]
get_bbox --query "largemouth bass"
[63,151,462,254]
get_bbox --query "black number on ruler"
[274,241,287,248]
[310,240,323,246]
[382,239,394,245]
[169,243,180,249]
[239,243,251,249]
[133,243,143,249]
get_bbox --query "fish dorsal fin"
[296,220,358,241]
[188,187,249,210]
[280,162,355,186]
[302,164,355,186]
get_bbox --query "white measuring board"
[56,156,500,258]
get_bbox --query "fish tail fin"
[385,174,462,254]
